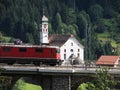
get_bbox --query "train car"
[0,44,61,66]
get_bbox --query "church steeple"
[40,9,49,45]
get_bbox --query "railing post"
[68,75,71,90]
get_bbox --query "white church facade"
[40,14,84,64]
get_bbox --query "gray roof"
[49,34,71,47]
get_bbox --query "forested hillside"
[0,0,120,60]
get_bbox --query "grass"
[13,78,42,90]
[23,83,42,90]
[97,32,118,48]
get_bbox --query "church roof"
[49,34,72,47]
[42,15,48,21]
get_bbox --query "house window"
[77,53,80,57]
[71,43,73,46]
[78,49,80,52]
[70,49,73,52]
[64,49,66,52]
[64,54,66,59]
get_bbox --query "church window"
[44,24,47,28]
[64,49,66,52]
[71,43,73,46]
[64,54,66,59]
[70,49,73,52]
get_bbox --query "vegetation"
[77,67,118,90]
[0,68,12,90]
[0,0,120,60]
[13,78,42,90]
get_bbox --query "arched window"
[70,49,73,52]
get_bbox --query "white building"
[40,14,84,64]
[49,34,84,64]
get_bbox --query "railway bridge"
[0,65,120,90]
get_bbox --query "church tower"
[40,14,49,45]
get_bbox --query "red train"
[0,44,61,66]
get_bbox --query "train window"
[35,48,43,52]
[3,47,11,52]
[19,48,27,52]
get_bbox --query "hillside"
[0,0,120,60]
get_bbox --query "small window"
[35,48,43,52]
[71,43,73,46]
[64,54,66,59]
[19,48,27,52]
[44,24,47,28]
[3,47,11,52]
[64,49,66,52]
[77,53,80,57]
[70,49,73,52]
[78,49,80,52]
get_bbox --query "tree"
[77,11,89,38]
[94,67,117,90]
[103,41,113,55]
[25,33,35,44]
[88,4,103,22]
[55,12,67,34]
[0,68,12,90]
[77,67,118,90]
[77,82,96,90]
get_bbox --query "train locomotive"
[0,44,61,66]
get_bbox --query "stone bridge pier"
[40,75,93,90]
[9,75,93,90]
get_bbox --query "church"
[40,14,84,64]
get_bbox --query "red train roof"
[0,43,59,49]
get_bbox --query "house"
[96,55,120,67]
[49,34,84,64]
[40,14,84,64]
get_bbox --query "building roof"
[49,34,71,47]
[42,15,48,21]
[96,55,119,65]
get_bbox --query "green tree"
[77,67,118,90]
[94,67,117,90]
[88,4,103,22]
[77,11,89,38]
[77,82,96,90]
[55,12,67,34]
[103,41,113,55]
[25,33,34,44]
